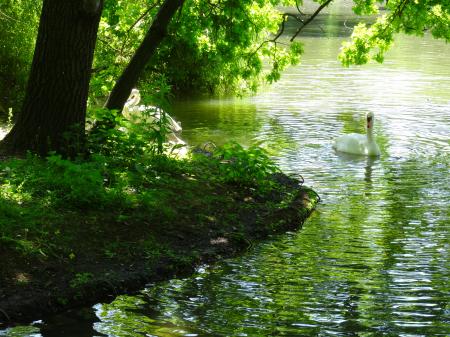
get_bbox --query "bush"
[0,154,123,210]
[193,142,280,188]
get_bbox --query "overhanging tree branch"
[290,0,333,42]
[245,13,287,66]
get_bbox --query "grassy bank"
[0,141,318,325]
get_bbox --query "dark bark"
[105,0,185,112]
[0,0,103,156]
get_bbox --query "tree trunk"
[105,0,185,112]
[0,0,103,156]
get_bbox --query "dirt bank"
[0,165,319,326]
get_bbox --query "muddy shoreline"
[0,173,319,327]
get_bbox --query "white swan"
[333,112,381,156]
[123,88,141,116]
[123,89,183,134]
[123,89,187,157]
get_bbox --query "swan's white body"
[333,112,381,156]
[123,89,187,157]
[123,89,183,134]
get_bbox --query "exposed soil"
[0,173,319,327]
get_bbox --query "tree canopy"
[92,0,302,99]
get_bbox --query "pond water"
[2,6,450,337]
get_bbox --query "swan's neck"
[366,119,375,141]
[365,125,380,156]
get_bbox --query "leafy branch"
[383,0,410,32]
[290,0,334,41]
[250,0,335,56]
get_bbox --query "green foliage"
[2,0,447,112]
[87,108,152,165]
[194,142,280,187]
[1,139,281,215]
[45,155,115,208]
[351,0,380,16]
[0,154,121,210]
[89,0,155,99]
[340,0,450,66]
[162,0,302,94]
[0,137,287,263]
[92,0,303,98]
[70,272,93,288]
[0,0,41,113]
[339,18,394,66]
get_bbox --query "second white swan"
[333,112,381,156]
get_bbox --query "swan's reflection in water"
[332,151,378,192]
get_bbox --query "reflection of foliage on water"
[94,280,226,336]
[89,153,450,337]
[94,295,199,337]
[0,326,41,337]
[172,100,263,147]
[373,156,450,334]
[80,153,450,337]
[257,117,300,156]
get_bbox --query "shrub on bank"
[0,137,282,258]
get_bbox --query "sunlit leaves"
[339,18,393,66]
[211,142,281,187]
[91,0,158,97]
[164,0,291,94]
[289,41,304,65]
[428,4,450,40]
[352,0,380,15]
[340,0,450,66]
[265,43,300,84]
